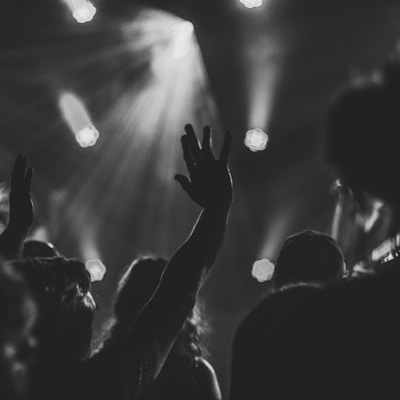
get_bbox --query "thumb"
[174,174,192,194]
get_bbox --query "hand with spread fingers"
[9,155,34,231]
[175,124,233,209]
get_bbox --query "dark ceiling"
[2,0,400,395]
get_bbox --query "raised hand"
[175,124,233,209]
[9,155,33,231]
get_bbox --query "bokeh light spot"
[244,128,269,152]
[67,0,97,24]
[76,125,99,147]
[251,258,275,282]
[85,259,106,282]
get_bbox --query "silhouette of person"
[230,230,345,400]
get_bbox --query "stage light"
[251,258,275,282]
[85,258,106,282]
[58,92,99,148]
[244,128,268,152]
[66,0,97,24]
[239,0,263,9]
[76,125,99,147]
[171,21,194,59]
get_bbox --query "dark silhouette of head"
[12,256,95,361]
[326,57,400,207]
[274,230,345,287]
[22,240,60,258]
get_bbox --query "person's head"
[12,256,95,361]
[112,256,167,338]
[325,57,400,207]
[274,230,345,287]
[0,261,36,400]
[23,240,60,258]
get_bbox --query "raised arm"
[122,124,233,384]
[0,155,33,259]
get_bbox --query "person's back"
[267,259,400,399]
[229,230,345,400]
[230,284,321,400]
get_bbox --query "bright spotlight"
[171,21,194,59]
[251,258,275,282]
[65,0,97,23]
[76,125,99,147]
[58,92,99,148]
[244,128,269,152]
[239,0,263,9]
[85,258,106,282]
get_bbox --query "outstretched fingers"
[24,167,33,192]
[219,131,232,166]
[202,126,214,161]
[181,135,197,178]
[184,124,202,163]
[11,155,26,188]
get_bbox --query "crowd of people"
[2,55,400,399]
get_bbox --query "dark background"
[1,0,400,396]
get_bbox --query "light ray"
[58,9,221,260]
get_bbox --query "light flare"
[58,92,99,148]
[252,258,275,282]
[65,0,97,24]
[244,128,268,152]
[171,21,194,59]
[85,259,107,282]
[239,0,263,9]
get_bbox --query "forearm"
[0,223,28,259]
[158,202,230,301]
[121,202,230,380]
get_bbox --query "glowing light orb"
[244,128,269,152]
[85,259,106,282]
[171,21,194,59]
[69,0,97,23]
[251,258,275,282]
[76,125,99,147]
[239,0,263,9]
[58,92,99,148]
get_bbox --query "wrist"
[6,220,30,235]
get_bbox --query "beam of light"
[58,92,99,147]
[64,0,97,24]
[239,0,263,9]
[244,128,268,152]
[241,1,283,143]
[59,9,222,263]
[251,258,275,282]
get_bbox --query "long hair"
[103,256,208,362]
